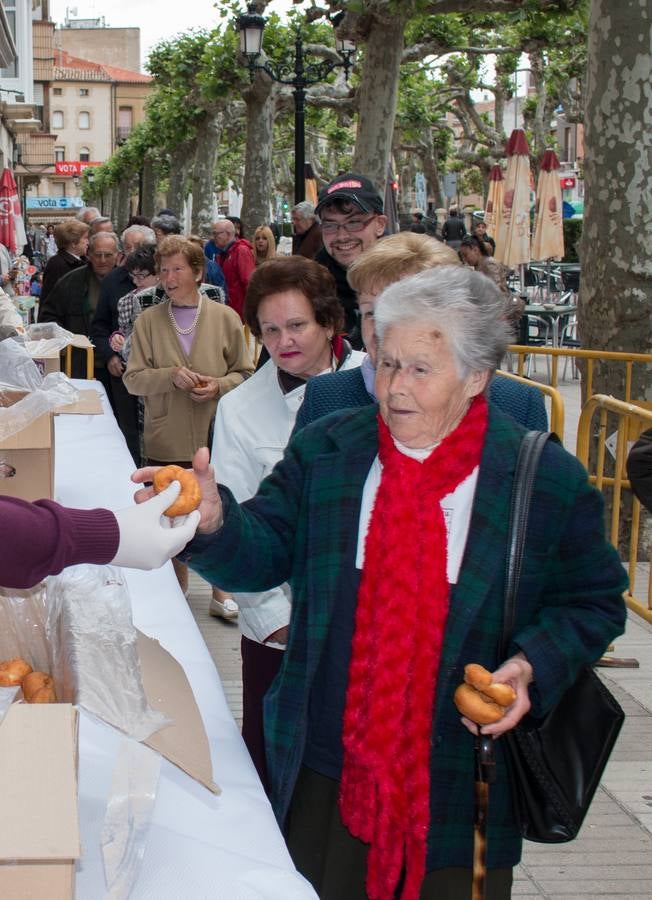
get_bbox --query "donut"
[464,663,516,707]
[454,683,505,725]
[0,657,33,686]
[453,663,516,724]
[22,672,57,704]
[152,465,201,517]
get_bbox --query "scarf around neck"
[339,393,488,900]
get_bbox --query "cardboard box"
[25,334,94,378]
[0,704,80,900]
[0,389,103,501]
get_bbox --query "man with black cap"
[315,173,387,349]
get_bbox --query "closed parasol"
[484,165,504,244]
[532,149,564,261]
[494,130,532,271]
[304,162,318,207]
[0,168,26,254]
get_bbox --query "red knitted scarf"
[339,394,488,900]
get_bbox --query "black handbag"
[500,431,625,843]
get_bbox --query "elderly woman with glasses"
[133,265,626,900]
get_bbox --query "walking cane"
[472,733,496,900]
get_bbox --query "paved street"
[186,368,652,899]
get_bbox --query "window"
[52,110,64,129]
[117,107,133,143]
[53,87,62,96]
[79,147,90,162]
[54,146,65,162]
[79,88,89,96]
[78,111,90,129]
[0,4,17,78]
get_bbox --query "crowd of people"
[0,175,632,900]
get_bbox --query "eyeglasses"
[320,215,376,235]
[130,271,152,282]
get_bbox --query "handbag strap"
[500,430,553,658]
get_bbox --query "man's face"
[319,204,387,269]
[291,211,311,235]
[212,223,234,249]
[88,237,119,279]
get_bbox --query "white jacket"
[211,351,364,645]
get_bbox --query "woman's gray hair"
[374,265,513,376]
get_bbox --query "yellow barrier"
[576,395,652,624]
[494,370,565,442]
[63,345,95,380]
[508,345,652,396]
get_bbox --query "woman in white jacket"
[210,255,364,787]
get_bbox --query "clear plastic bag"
[0,336,79,442]
[23,321,77,362]
[45,565,170,742]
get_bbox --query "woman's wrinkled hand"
[131,447,223,535]
[189,374,220,403]
[460,652,533,737]
[171,365,201,392]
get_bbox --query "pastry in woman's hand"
[454,663,516,724]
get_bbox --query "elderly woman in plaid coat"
[135,266,626,900]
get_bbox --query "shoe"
[209,595,239,620]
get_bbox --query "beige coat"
[124,299,253,462]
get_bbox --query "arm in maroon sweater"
[0,495,119,589]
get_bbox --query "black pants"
[287,766,513,900]
[241,634,284,792]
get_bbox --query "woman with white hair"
[134,265,626,899]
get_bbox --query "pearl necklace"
[167,295,203,335]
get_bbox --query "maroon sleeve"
[0,496,120,589]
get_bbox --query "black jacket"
[90,266,134,365]
[627,428,652,513]
[314,247,362,349]
[41,249,85,304]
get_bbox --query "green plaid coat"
[186,403,627,870]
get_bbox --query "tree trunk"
[578,0,652,404]
[240,74,278,237]
[115,177,133,234]
[352,12,407,195]
[167,141,194,221]
[191,112,223,238]
[141,158,157,220]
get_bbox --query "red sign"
[560,176,576,189]
[55,161,101,176]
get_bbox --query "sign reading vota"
[54,161,101,176]
[26,197,84,209]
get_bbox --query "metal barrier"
[494,370,565,442]
[576,395,652,624]
[63,345,95,380]
[507,345,652,395]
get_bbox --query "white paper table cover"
[54,380,317,900]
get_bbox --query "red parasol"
[484,165,504,244]
[0,168,26,254]
[531,149,564,261]
[494,130,532,270]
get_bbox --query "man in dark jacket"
[441,206,467,249]
[38,231,119,391]
[314,173,387,349]
[90,225,156,462]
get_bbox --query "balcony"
[15,133,57,171]
[32,20,55,82]
[116,126,132,144]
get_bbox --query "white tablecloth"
[54,380,316,900]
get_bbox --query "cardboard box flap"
[0,704,80,861]
[0,862,74,899]
[55,389,103,416]
[137,632,220,795]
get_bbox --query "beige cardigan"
[123,299,254,462]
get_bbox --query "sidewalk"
[187,370,652,899]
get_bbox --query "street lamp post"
[236,4,355,205]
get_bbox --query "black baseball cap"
[316,173,384,215]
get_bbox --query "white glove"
[111,481,201,570]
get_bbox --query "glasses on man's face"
[320,215,375,235]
